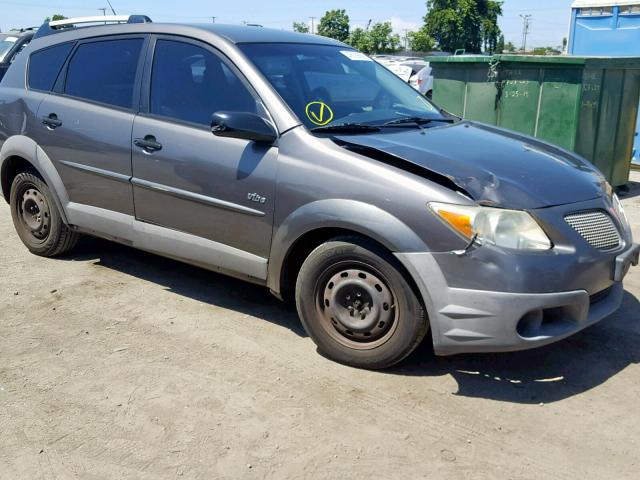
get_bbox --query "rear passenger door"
[33,36,146,216]
[131,36,278,260]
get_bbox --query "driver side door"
[131,36,278,275]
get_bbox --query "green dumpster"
[429,55,640,186]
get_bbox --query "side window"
[65,38,143,109]
[150,39,257,126]
[28,42,74,91]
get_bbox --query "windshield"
[239,43,443,130]
[0,36,18,63]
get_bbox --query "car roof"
[191,24,345,46]
[31,22,346,47]
[1,29,35,39]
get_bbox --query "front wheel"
[10,171,79,257]
[295,237,428,369]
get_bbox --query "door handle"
[134,135,162,153]
[42,113,62,129]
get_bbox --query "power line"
[105,0,116,15]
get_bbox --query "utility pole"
[211,16,216,24]
[520,14,532,53]
[98,7,107,16]
[309,17,316,35]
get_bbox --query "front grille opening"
[517,307,577,339]
[565,210,621,251]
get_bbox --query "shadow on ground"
[618,179,640,199]
[63,236,640,405]
[393,291,640,404]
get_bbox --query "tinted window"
[150,40,257,126]
[28,43,73,91]
[65,38,143,108]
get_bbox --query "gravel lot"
[1,172,639,479]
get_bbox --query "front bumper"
[395,243,638,355]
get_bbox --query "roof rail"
[33,15,152,39]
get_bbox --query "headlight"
[429,203,552,251]
[612,193,631,237]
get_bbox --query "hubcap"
[318,266,397,349]
[20,188,50,240]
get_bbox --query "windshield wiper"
[382,116,456,127]
[311,123,381,133]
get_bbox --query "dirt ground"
[1,172,639,480]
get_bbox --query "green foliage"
[533,46,561,56]
[504,40,516,52]
[44,14,68,22]
[423,0,503,53]
[368,22,401,53]
[347,27,373,53]
[407,28,435,52]
[496,34,505,53]
[347,21,401,54]
[318,9,350,42]
[293,21,309,34]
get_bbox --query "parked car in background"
[409,64,433,98]
[373,55,433,97]
[0,28,35,81]
[0,17,638,369]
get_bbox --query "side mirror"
[211,111,277,144]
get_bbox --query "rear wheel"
[295,237,428,369]
[10,171,79,257]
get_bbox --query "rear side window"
[28,43,74,91]
[65,38,143,109]
[149,40,257,126]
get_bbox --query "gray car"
[1,16,638,369]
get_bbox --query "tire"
[9,170,79,257]
[295,236,428,369]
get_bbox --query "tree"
[407,28,435,52]
[293,21,309,34]
[532,46,560,56]
[504,40,516,52]
[480,0,503,53]
[496,34,505,53]
[347,27,373,53]
[44,14,67,22]
[368,22,401,53]
[317,9,350,42]
[423,0,503,53]
[346,20,401,54]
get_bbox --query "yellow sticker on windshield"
[305,101,334,126]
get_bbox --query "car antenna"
[106,0,117,15]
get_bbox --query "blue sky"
[0,0,574,48]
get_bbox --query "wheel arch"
[268,199,429,300]
[0,135,69,223]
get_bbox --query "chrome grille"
[564,210,620,250]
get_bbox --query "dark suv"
[0,16,638,369]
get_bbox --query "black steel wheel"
[296,236,428,369]
[10,171,79,257]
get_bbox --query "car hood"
[334,121,605,209]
